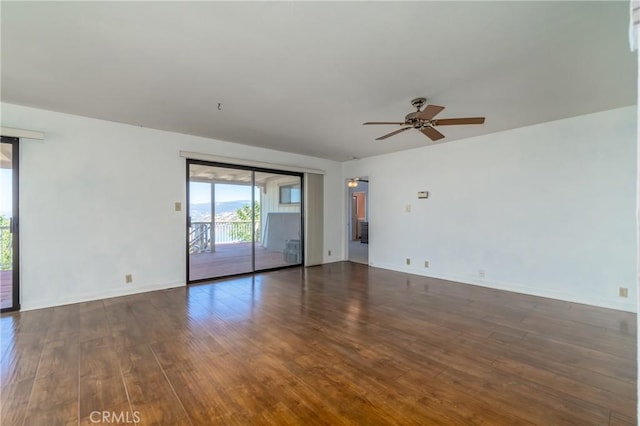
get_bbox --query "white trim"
[20,280,185,311]
[180,150,325,175]
[371,261,637,313]
[1,126,45,140]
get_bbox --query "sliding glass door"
[1,137,19,312]
[254,171,302,270]
[187,161,303,282]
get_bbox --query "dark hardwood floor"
[1,262,636,425]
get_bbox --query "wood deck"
[189,242,299,281]
[0,270,13,310]
[0,262,636,424]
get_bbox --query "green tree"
[0,216,12,270]
[231,202,260,242]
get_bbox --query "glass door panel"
[253,171,302,271]
[188,163,255,281]
[1,138,18,311]
[187,161,303,282]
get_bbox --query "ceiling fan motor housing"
[405,111,430,128]
[363,96,485,141]
[407,98,428,127]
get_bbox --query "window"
[279,184,301,204]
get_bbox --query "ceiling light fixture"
[348,179,359,188]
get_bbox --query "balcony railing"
[189,221,261,254]
[0,225,12,270]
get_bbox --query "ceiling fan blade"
[375,127,411,140]
[420,126,445,141]
[417,105,445,121]
[432,117,485,126]
[363,122,405,125]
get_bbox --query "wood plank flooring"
[1,262,636,425]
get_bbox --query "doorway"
[347,177,369,265]
[1,137,19,312]
[187,160,303,282]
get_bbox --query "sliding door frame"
[1,136,20,312]
[186,159,304,284]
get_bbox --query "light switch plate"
[175,202,182,211]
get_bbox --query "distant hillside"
[189,200,251,222]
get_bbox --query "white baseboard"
[322,258,346,265]
[371,262,637,313]
[20,280,185,311]
[20,262,635,314]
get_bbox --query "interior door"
[347,177,369,265]
[351,195,358,240]
[1,137,19,312]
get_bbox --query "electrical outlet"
[619,287,628,298]
[424,261,429,268]
[478,269,485,278]
[406,258,411,265]
[125,274,133,284]
[328,250,332,256]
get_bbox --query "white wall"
[1,103,343,310]
[343,106,637,312]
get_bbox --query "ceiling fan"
[363,98,485,141]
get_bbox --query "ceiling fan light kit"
[363,97,486,142]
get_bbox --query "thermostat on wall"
[418,191,429,199]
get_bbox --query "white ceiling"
[1,1,636,161]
